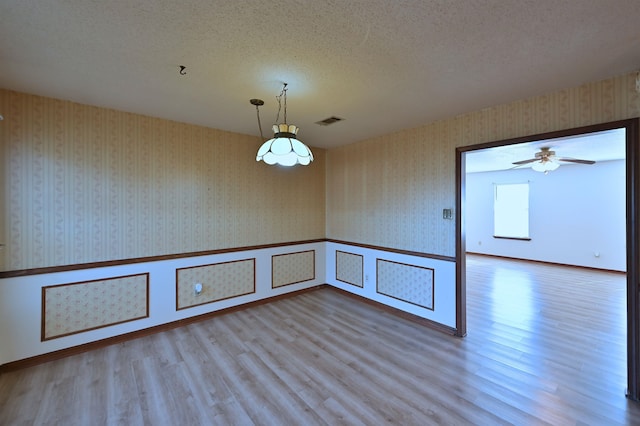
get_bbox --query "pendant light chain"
[274,83,288,125]
[283,84,287,124]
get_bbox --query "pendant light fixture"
[250,83,313,166]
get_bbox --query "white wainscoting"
[0,242,326,365]
[325,242,456,329]
[0,240,459,366]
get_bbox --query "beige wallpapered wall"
[0,90,326,271]
[326,72,640,257]
[2,73,639,270]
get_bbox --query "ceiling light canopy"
[251,84,313,167]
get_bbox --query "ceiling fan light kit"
[251,84,314,167]
[513,147,595,174]
[531,158,560,173]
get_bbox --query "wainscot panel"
[272,250,316,288]
[0,241,325,366]
[42,273,149,340]
[325,241,456,331]
[376,259,434,311]
[336,250,364,288]
[176,259,255,310]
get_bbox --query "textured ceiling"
[1,1,639,149]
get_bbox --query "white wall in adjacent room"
[465,159,625,271]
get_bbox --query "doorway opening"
[455,118,640,400]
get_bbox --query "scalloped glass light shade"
[256,124,314,166]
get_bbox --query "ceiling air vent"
[315,116,344,126]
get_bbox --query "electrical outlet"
[443,208,453,220]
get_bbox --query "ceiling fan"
[512,147,595,173]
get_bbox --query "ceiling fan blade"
[512,158,538,165]
[558,158,596,165]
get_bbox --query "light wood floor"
[1,254,639,425]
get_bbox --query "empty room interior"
[1,1,640,424]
